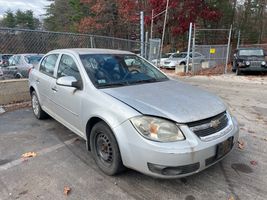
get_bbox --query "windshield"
[239,49,264,56]
[161,53,170,58]
[25,55,43,64]
[80,54,168,88]
[174,53,187,58]
[1,55,12,60]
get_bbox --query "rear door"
[51,53,83,132]
[36,54,59,113]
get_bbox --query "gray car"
[6,54,43,78]
[29,48,239,178]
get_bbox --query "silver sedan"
[29,48,239,178]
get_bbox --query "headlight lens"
[245,61,250,66]
[130,116,185,142]
[261,61,266,66]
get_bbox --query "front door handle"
[51,86,58,92]
[36,79,40,84]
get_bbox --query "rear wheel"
[31,91,48,119]
[90,121,125,175]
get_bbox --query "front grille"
[188,112,229,138]
[250,61,262,67]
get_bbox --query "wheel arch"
[29,86,35,95]
[85,116,110,151]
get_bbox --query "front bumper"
[113,117,239,178]
[239,66,267,72]
[162,63,176,69]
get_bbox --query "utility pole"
[237,30,240,49]
[140,11,144,57]
[160,0,169,61]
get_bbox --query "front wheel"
[236,68,242,76]
[31,91,48,119]
[90,121,125,175]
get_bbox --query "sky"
[0,0,51,18]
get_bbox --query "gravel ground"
[0,74,266,200]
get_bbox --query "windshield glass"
[80,54,168,88]
[239,49,264,56]
[161,53,170,58]
[25,55,43,64]
[1,55,12,60]
[174,53,187,58]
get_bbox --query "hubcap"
[96,133,113,166]
[32,94,39,116]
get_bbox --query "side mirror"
[56,76,82,90]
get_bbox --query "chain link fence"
[191,28,231,74]
[0,27,156,82]
[0,27,142,54]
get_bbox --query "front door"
[51,54,83,133]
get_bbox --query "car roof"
[48,48,135,55]
[12,54,44,56]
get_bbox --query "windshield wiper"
[130,78,166,85]
[98,81,129,88]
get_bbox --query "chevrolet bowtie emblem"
[210,119,220,128]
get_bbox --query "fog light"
[147,162,200,176]
[261,61,266,66]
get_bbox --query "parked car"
[6,54,43,78]
[151,53,176,66]
[232,48,267,75]
[162,52,205,69]
[0,54,13,67]
[29,48,239,178]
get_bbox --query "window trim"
[39,53,60,78]
[56,53,84,89]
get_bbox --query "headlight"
[130,116,185,142]
[261,61,266,66]
[245,61,250,66]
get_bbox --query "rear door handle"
[36,79,40,84]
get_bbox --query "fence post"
[186,22,192,73]
[90,36,94,48]
[145,31,148,59]
[225,25,232,74]
[140,11,144,57]
[192,23,196,74]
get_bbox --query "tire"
[236,68,242,76]
[90,121,125,175]
[31,91,48,119]
[15,74,22,79]
[232,61,237,72]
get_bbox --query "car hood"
[102,80,226,123]
[237,56,265,61]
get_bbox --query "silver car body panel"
[102,80,226,123]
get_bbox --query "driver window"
[57,54,81,81]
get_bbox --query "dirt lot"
[0,74,267,200]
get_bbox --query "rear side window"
[40,54,59,77]
[57,54,81,81]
